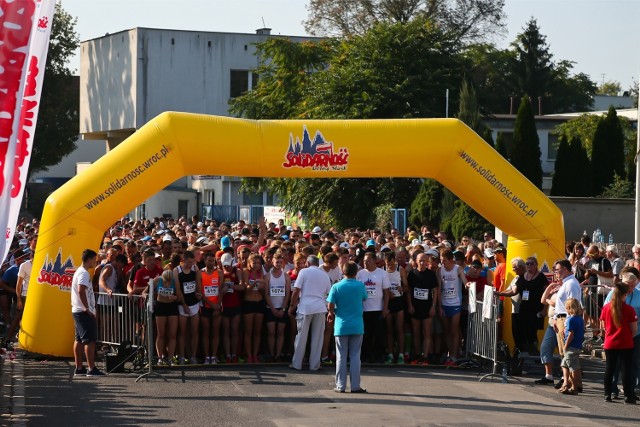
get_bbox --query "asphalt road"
[1,354,638,426]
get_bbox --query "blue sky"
[62,0,639,91]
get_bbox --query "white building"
[75,27,313,220]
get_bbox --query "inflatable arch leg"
[21,113,564,356]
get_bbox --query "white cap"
[162,235,173,242]
[312,226,322,233]
[196,236,208,244]
[18,239,28,246]
[197,222,203,227]
[484,248,495,258]
[221,253,233,266]
[339,242,350,249]
[411,239,420,246]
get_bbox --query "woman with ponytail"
[601,276,638,404]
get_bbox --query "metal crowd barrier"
[581,284,608,343]
[464,292,514,382]
[96,292,147,348]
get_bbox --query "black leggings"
[604,348,634,398]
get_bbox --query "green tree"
[591,106,625,194]
[554,113,601,157]
[597,80,622,96]
[511,19,553,105]
[567,136,593,196]
[550,135,570,196]
[457,80,482,133]
[30,2,80,175]
[304,0,507,44]
[441,200,492,241]
[462,43,516,115]
[510,97,542,188]
[482,127,494,147]
[409,179,445,229]
[494,131,509,160]
[599,174,635,198]
[548,60,596,113]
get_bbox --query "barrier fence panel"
[581,284,608,341]
[97,293,148,348]
[465,292,511,382]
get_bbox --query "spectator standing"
[71,249,104,376]
[288,255,331,371]
[327,261,368,393]
[601,281,638,404]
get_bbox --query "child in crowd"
[559,298,584,395]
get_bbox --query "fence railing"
[96,293,147,348]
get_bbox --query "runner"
[264,252,291,362]
[438,249,467,366]
[384,251,407,364]
[174,251,202,364]
[200,252,226,364]
[221,252,243,363]
[153,269,179,365]
[406,252,439,365]
[242,253,266,363]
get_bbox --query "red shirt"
[493,262,506,301]
[601,302,638,350]
[133,266,164,289]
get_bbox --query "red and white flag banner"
[0,0,56,263]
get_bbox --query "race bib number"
[270,286,285,297]
[390,283,401,297]
[183,281,196,294]
[443,287,457,300]
[522,290,529,301]
[158,286,174,297]
[366,284,377,297]
[225,281,234,293]
[204,286,219,297]
[414,288,429,300]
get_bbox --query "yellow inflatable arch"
[21,112,564,356]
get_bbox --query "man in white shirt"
[549,259,582,356]
[356,252,391,363]
[288,255,331,371]
[71,249,104,376]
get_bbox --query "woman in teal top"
[327,261,368,393]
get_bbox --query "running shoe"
[534,377,554,385]
[321,357,334,366]
[397,353,405,364]
[74,367,88,376]
[211,357,219,365]
[86,367,105,376]
[238,356,246,363]
[189,357,198,365]
[384,353,394,365]
[178,357,186,365]
[171,356,179,366]
[410,355,424,365]
[204,357,212,365]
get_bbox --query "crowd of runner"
[1,215,639,401]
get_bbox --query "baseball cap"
[411,239,420,247]
[312,226,322,233]
[221,253,234,266]
[339,242,350,249]
[380,245,391,252]
[141,236,152,242]
[237,244,250,253]
[162,235,173,242]
[220,236,231,250]
[425,248,440,258]
[471,259,483,268]
[452,250,465,260]
[493,247,505,253]
[366,239,376,247]
[196,236,208,245]
[484,248,495,259]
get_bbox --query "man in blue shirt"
[327,261,368,393]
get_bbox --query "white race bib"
[183,281,196,294]
[443,287,457,300]
[366,284,377,297]
[413,288,429,300]
[158,286,174,297]
[204,286,219,297]
[270,285,285,297]
[225,281,234,293]
[390,283,401,297]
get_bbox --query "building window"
[547,133,559,161]
[178,199,189,218]
[230,70,259,98]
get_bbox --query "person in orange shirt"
[200,252,227,364]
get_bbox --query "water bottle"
[501,365,507,383]
[608,234,613,244]
[596,228,602,243]
[592,230,597,243]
